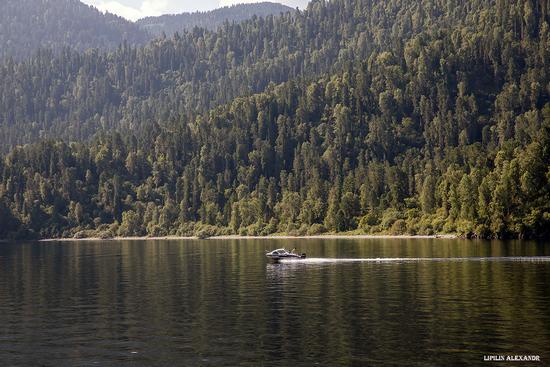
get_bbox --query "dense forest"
[0,0,549,240]
[0,0,149,60]
[0,0,290,61]
[138,3,293,35]
[2,0,387,151]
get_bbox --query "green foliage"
[307,223,327,236]
[390,220,408,235]
[118,210,144,237]
[0,0,549,240]
[0,0,148,60]
[0,198,21,238]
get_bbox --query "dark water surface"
[1,239,550,366]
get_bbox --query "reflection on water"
[0,238,550,366]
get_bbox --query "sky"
[82,0,309,21]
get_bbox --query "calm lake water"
[1,239,550,366]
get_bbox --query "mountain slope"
[0,0,149,60]
[0,0,377,150]
[0,0,549,240]
[137,2,294,35]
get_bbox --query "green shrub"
[381,208,404,230]
[285,222,299,234]
[177,222,195,236]
[456,220,475,237]
[196,230,210,239]
[431,211,447,233]
[287,230,299,236]
[98,230,113,240]
[73,231,87,239]
[245,222,265,236]
[147,225,165,237]
[442,221,456,234]
[474,224,491,239]
[406,223,418,235]
[297,224,309,236]
[195,224,220,239]
[390,219,407,235]
[217,226,232,236]
[263,218,278,235]
[359,211,380,229]
[307,223,327,235]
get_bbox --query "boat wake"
[278,256,550,264]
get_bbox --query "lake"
[1,238,549,366]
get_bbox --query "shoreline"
[37,234,458,242]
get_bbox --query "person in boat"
[291,248,296,254]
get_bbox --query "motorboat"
[265,248,306,262]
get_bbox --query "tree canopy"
[0,0,549,240]
[0,0,149,60]
[137,2,293,35]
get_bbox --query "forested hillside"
[0,0,293,62]
[0,0,549,240]
[1,0,397,151]
[0,0,149,60]
[137,2,293,35]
